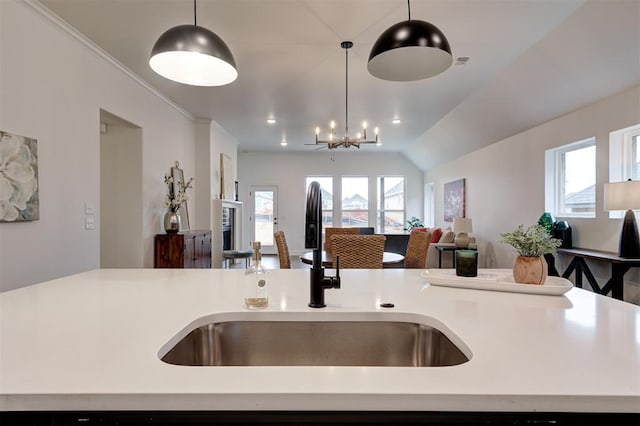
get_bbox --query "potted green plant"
[499,224,561,284]
[404,217,424,232]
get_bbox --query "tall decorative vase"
[513,256,547,285]
[164,208,181,234]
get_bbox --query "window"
[305,177,333,227]
[633,134,640,180]
[610,124,640,182]
[545,138,596,218]
[341,177,368,227]
[377,176,405,233]
[425,182,435,228]
[608,123,640,218]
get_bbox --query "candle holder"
[456,250,478,277]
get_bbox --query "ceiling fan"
[307,41,379,150]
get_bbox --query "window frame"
[545,137,596,219]
[305,176,334,227]
[376,175,406,234]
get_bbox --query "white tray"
[421,269,573,296]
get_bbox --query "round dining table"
[299,251,405,268]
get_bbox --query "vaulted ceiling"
[38,0,640,170]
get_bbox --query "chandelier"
[312,41,379,149]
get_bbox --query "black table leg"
[609,264,627,300]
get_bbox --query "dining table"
[299,251,405,268]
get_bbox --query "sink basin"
[160,317,469,367]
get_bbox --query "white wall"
[238,151,423,254]
[100,116,143,268]
[0,1,196,291]
[425,85,640,303]
[193,120,238,230]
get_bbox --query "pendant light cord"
[193,0,197,26]
[345,46,349,136]
[407,0,411,21]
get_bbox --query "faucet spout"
[305,181,340,308]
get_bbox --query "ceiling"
[38,0,640,169]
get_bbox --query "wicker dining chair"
[404,230,432,269]
[324,227,360,257]
[274,230,291,269]
[330,234,386,269]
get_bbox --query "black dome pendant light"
[149,0,237,86]
[368,0,452,81]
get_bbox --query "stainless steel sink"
[160,319,469,367]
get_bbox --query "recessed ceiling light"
[391,118,401,124]
[267,118,277,124]
[280,140,288,146]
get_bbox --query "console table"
[554,248,640,300]
[434,244,477,268]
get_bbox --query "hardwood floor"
[226,254,307,270]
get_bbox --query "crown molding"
[25,0,194,121]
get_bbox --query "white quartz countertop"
[0,268,639,413]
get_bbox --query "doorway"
[99,110,143,268]
[249,186,278,254]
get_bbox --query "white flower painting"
[0,131,39,222]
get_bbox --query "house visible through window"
[377,176,405,233]
[341,177,368,227]
[545,137,596,218]
[305,177,333,227]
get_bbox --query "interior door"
[249,186,278,254]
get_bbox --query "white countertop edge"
[2,394,639,413]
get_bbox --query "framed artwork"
[220,153,233,200]
[170,161,190,230]
[444,178,465,222]
[170,161,184,197]
[0,131,39,222]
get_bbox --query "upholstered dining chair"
[274,230,291,269]
[324,227,360,257]
[404,230,432,269]
[330,234,386,269]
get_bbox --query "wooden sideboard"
[154,230,212,268]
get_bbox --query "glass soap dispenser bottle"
[244,241,268,309]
